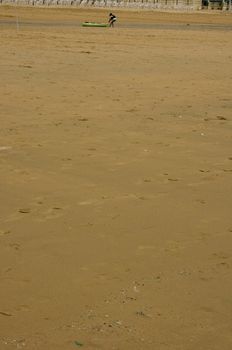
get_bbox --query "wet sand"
[0,6,232,350]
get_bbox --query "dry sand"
[0,6,232,350]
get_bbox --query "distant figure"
[109,13,117,28]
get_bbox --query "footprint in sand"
[196,199,206,204]
[0,311,12,317]
[15,305,30,312]
[19,208,31,214]
[216,116,227,120]
[199,169,210,173]
[42,207,64,220]
[9,243,20,251]
[143,179,152,183]
[0,230,11,237]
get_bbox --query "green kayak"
[82,22,109,28]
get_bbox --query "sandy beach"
[0,6,232,350]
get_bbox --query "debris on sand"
[74,340,84,347]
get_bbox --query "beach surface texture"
[0,6,232,350]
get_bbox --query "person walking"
[109,13,117,28]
